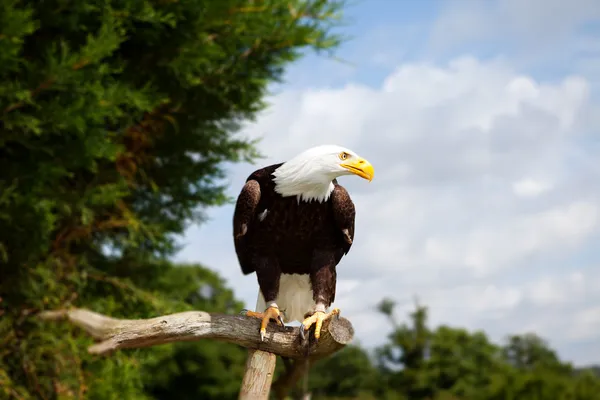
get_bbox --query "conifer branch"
[3,78,55,114]
[39,308,354,359]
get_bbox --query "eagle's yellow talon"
[244,305,282,341]
[301,308,340,340]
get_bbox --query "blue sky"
[175,0,600,365]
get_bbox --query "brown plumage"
[234,163,355,306]
[232,145,374,341]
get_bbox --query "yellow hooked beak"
[341,157,374,182]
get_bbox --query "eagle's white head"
[272,144,374,203]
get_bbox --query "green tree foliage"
[134,262,248,400]
[304,345,380,399]
[301,298,600,400]
[0,0,343,398]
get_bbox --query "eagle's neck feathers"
[271,160,336,203]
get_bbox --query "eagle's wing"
[331,182,356,256]
[233,179,261,275]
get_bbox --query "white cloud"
[527,271,587,307]
[176,56,600,365]
[512,178,552,197]
[570,306,600,340]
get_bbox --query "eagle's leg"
[241,305,284,341]
[300,307,340,341]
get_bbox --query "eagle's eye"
[339,152,349,160]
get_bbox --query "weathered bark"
[39,308,353,359]
[239,349,277,399]
[40,308,354,400]
[273,358,314,400]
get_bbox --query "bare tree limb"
[239,349,276,400]
[273,358,315,400]
[39,308,354,359]
[271,316,357,399]
[40,307,354,399]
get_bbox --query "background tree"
[302,345,380,400]
[502,333,569,373]
[0,0,343,398]
[376,298,434,399]
[125,261,248,400]
[370,298,600,400]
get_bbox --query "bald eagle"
[233,145,374,341]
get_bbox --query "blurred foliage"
[290,299,600,400]
[0,0,343,398]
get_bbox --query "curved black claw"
[277,314,285,326]
[299,325,306,341]
[239,309,249,316]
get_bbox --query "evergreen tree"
[0,0,343,398]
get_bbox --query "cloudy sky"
[175,0,600,365]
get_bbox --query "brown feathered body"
[233,163,356,322]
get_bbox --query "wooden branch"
[40,308,354,399]
[273,358,315,400]
[39,308,354,359]
[272,316,357,399]
[239,349,276,399]
[272,337,352,400]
